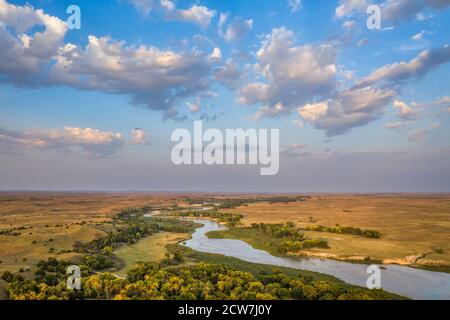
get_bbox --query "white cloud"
[383,0,450,22]
[411,30,426,41]
[214,58,244,90]
[165,4,216,28]
[129,128,149,145]
[335,0,450,22]
[393,99,418,119]
[288,0,302,12]
[129,0,158,16]
[218,13,253,42]
[297,87,396,136]
[298,102,329,122]
[49,35,213,118]
[354,46,450,89]
[239,28,337,112]
[252,102,291,120]
[0,126,148,157]
[412,96,450,110]
[129,0,216,27]
[0,1,216,119]
[0,0,67,82]
[335,0,368,17]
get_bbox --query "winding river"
[182,219,450,300]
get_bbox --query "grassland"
[218,194,450,270]
[1,192,435,300]
[207,227,292,256]
[114,232,189,276]
[1,192,449,276]
[0,192,182,273]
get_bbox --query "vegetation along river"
[182,219,450,300]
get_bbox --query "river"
[182,219,450,300]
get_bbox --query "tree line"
[4,261,395,300]
[304,225,381,239]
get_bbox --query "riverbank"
[207,225,450,273]
[186,218,450,299]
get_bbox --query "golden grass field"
[114,232,189,276]
[0,192,181,273]
[1,192,449,275]
[221,194,450,268]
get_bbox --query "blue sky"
[0,0,449,192]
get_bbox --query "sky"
[0,0,449,192]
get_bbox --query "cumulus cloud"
[0,1,215,119]
[0,126,149,157]
[298,87,396,136]
[165,4,216,28]
[129,0,216,27]
[214,58,244,90]
[335,0,450,22]
[0,0,67,84]
[298,102,329,122]
[388,96,449,123]
[237,28,448,137]
[218,13,253,42]
[354,46,450,89]
[414,96,450,109]
[335,0,369,18]
[49,36,213,118]
[383,0,450,22]
[239,28,337,112]
[392,99,418,119]
[129,128,149,145]
[252,103,291,120]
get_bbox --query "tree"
[1,271,13,282]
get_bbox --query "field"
[1,192,448,300]
[219,194,450,269]
[1,192,449,277]
[0,192,183,273]
[114,232,189,276]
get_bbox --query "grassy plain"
[1,192,449,275]
[114,232,189,276]
[219,194,450,269]
[0,192,181,273]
